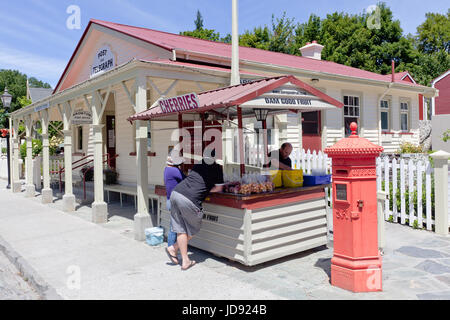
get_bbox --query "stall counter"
[157,184,330,266]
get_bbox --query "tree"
[180,10,221,42]
[239,26,270,50]
[0,69,51,128]
[194,10,203,30]
[268,12,295,54]
[28,77,52,89]
[411,10,450,85]
[416,10,450,54]
[292,14,322,54]
[180,28,221,41]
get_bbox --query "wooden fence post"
[430,150,450,235]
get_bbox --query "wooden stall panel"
[248,198,328,266]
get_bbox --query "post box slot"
[336,170,348,176]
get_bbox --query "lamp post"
[1,87,12,189]
[254,108,269,167]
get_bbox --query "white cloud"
[112,0,182,33]
[0,12,75,50]
[0,44,66,88]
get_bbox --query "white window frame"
[380,99,390,132]
[400,99,410,132]
[343,94,361,136]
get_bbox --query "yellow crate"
[270,170,283,188]
[282,169,303,188]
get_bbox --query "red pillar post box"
[324,122,384,292]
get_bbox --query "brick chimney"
[299,40,324,60]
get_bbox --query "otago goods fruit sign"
[91,45,115,78]
[159,93,200,113]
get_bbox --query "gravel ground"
[0,251,41,300]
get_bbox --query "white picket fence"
[376,156,436,230]
[246,146,332,175]
[0,138,6,155]
[247,148,441,232]
[244,147,334,209]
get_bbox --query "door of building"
[106,115,116,168]
[302,111,322,152]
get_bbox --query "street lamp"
[253,108,270,166]
[1,87,12,189]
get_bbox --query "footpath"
[0,184,450,300]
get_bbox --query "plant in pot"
[80,165,94,181]
[103,168,118,185]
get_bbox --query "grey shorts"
[170,191,204,237]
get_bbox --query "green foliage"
[240,26,271,50]
[180,9,226,42]
[268,12,296,54]
[48,121,63,139]
[178,4,449,86]
[442,129,450,142]
[397,142,423,154]
[17,96,32,108]
[0,70,51,128]
[416,10,450,54]
[28,77,51,89]
[381,168,435,227]
[20,139,43,160]
[194,10,204,30]
[181,28,221,42]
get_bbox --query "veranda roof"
[127,75,344,122]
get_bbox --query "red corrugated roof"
[382,71,416,83]
[144,59,264,77]
[91,19,425,87]
[55,19,427,92]
[128,75,343,122]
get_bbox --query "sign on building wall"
[90,45,116,78]
[159,93,200,113]
[34,103,50,112]
[241,84,337,111]
[72,109,92,125]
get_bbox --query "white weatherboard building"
[8,19,437,240]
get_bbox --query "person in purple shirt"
[164,156,186,265]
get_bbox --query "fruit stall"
[128,75,343,266]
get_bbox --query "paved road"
[0,251,41,300]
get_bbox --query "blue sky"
[0,0,447,88]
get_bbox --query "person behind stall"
[265,142,293,170]
[166,149,224,270]
[163,155,186,265]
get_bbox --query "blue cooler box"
[303,174,331,186]
[145,227,164,246]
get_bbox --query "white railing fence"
[246,147,332,175]
[376,155,436,231]
[49,155,64,182]
[243,147,334,208]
